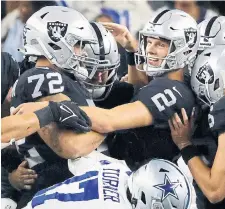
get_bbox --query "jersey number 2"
[151,88,177,112]
[28,73,64,99]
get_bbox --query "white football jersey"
[23,152,132,209]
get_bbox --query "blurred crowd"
[1,1,223,73]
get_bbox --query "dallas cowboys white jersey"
[23,152,132,209]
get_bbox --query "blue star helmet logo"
[153,174,180,201]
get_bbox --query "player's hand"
[12,102,49,115]
[120,74,128,82]
[49,101,92,133]
[168,108,195,150]
[8,161,38,191]
[101,22,137,52]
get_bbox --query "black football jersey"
[11,67,93,169]
[208,96,225,138]
[132,77,196,125]
[107,78,196,167]
[95,80,134,109]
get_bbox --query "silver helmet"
[83,22,120,101]
[191,45,225,106]
[22,6,98,79]
[198,16,225,53]
[127,159,191,209]
[135,9,199,77]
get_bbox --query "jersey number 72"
[28,72,64,99]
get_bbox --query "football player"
[22,153,191,209]
[9,6,121,208]
[82,9,199,164]
[83,23,134,109]
[11,10,199,167]
[168,45,225,204]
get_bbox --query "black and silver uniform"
[108,78,196,167]
[11,67,93,169]
[208,96,225,139]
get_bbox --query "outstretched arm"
[7,97,153,157]
[80,101,153,133]
[3,98,104,159]
[13,99,153,135]
[1,113,40,143]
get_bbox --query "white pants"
[177,157,197,209]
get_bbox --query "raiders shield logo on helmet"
[184,27,197,48]
[47,21,68,42]
[196,62,214,84]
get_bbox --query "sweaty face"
[145,37,170,67]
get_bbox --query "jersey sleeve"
[208,97,225,136]
[11,68,65,108]
[132,79,185,124]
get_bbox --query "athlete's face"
[89,71,109,85]
[145,37,170,67]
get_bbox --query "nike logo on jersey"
[172,87,182,97]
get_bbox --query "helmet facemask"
[83,59,120,101]
[54,34,100,80]
[135,31,196,77]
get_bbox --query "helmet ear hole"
[141,192,146,204]
[214,78,220,90]
[170,42,176,53]
[48,43,61,50]
[204,52,211,57]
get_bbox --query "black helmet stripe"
[205,16,219,37]
[90,22,105,60]
[153,9,170,23]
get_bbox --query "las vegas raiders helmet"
[83,22,120,101]
[22,6,98,80]
[198,16,225,53]
[191,45,225,106]
[135,9,199,77]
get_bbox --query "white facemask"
[88,87,106,99]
